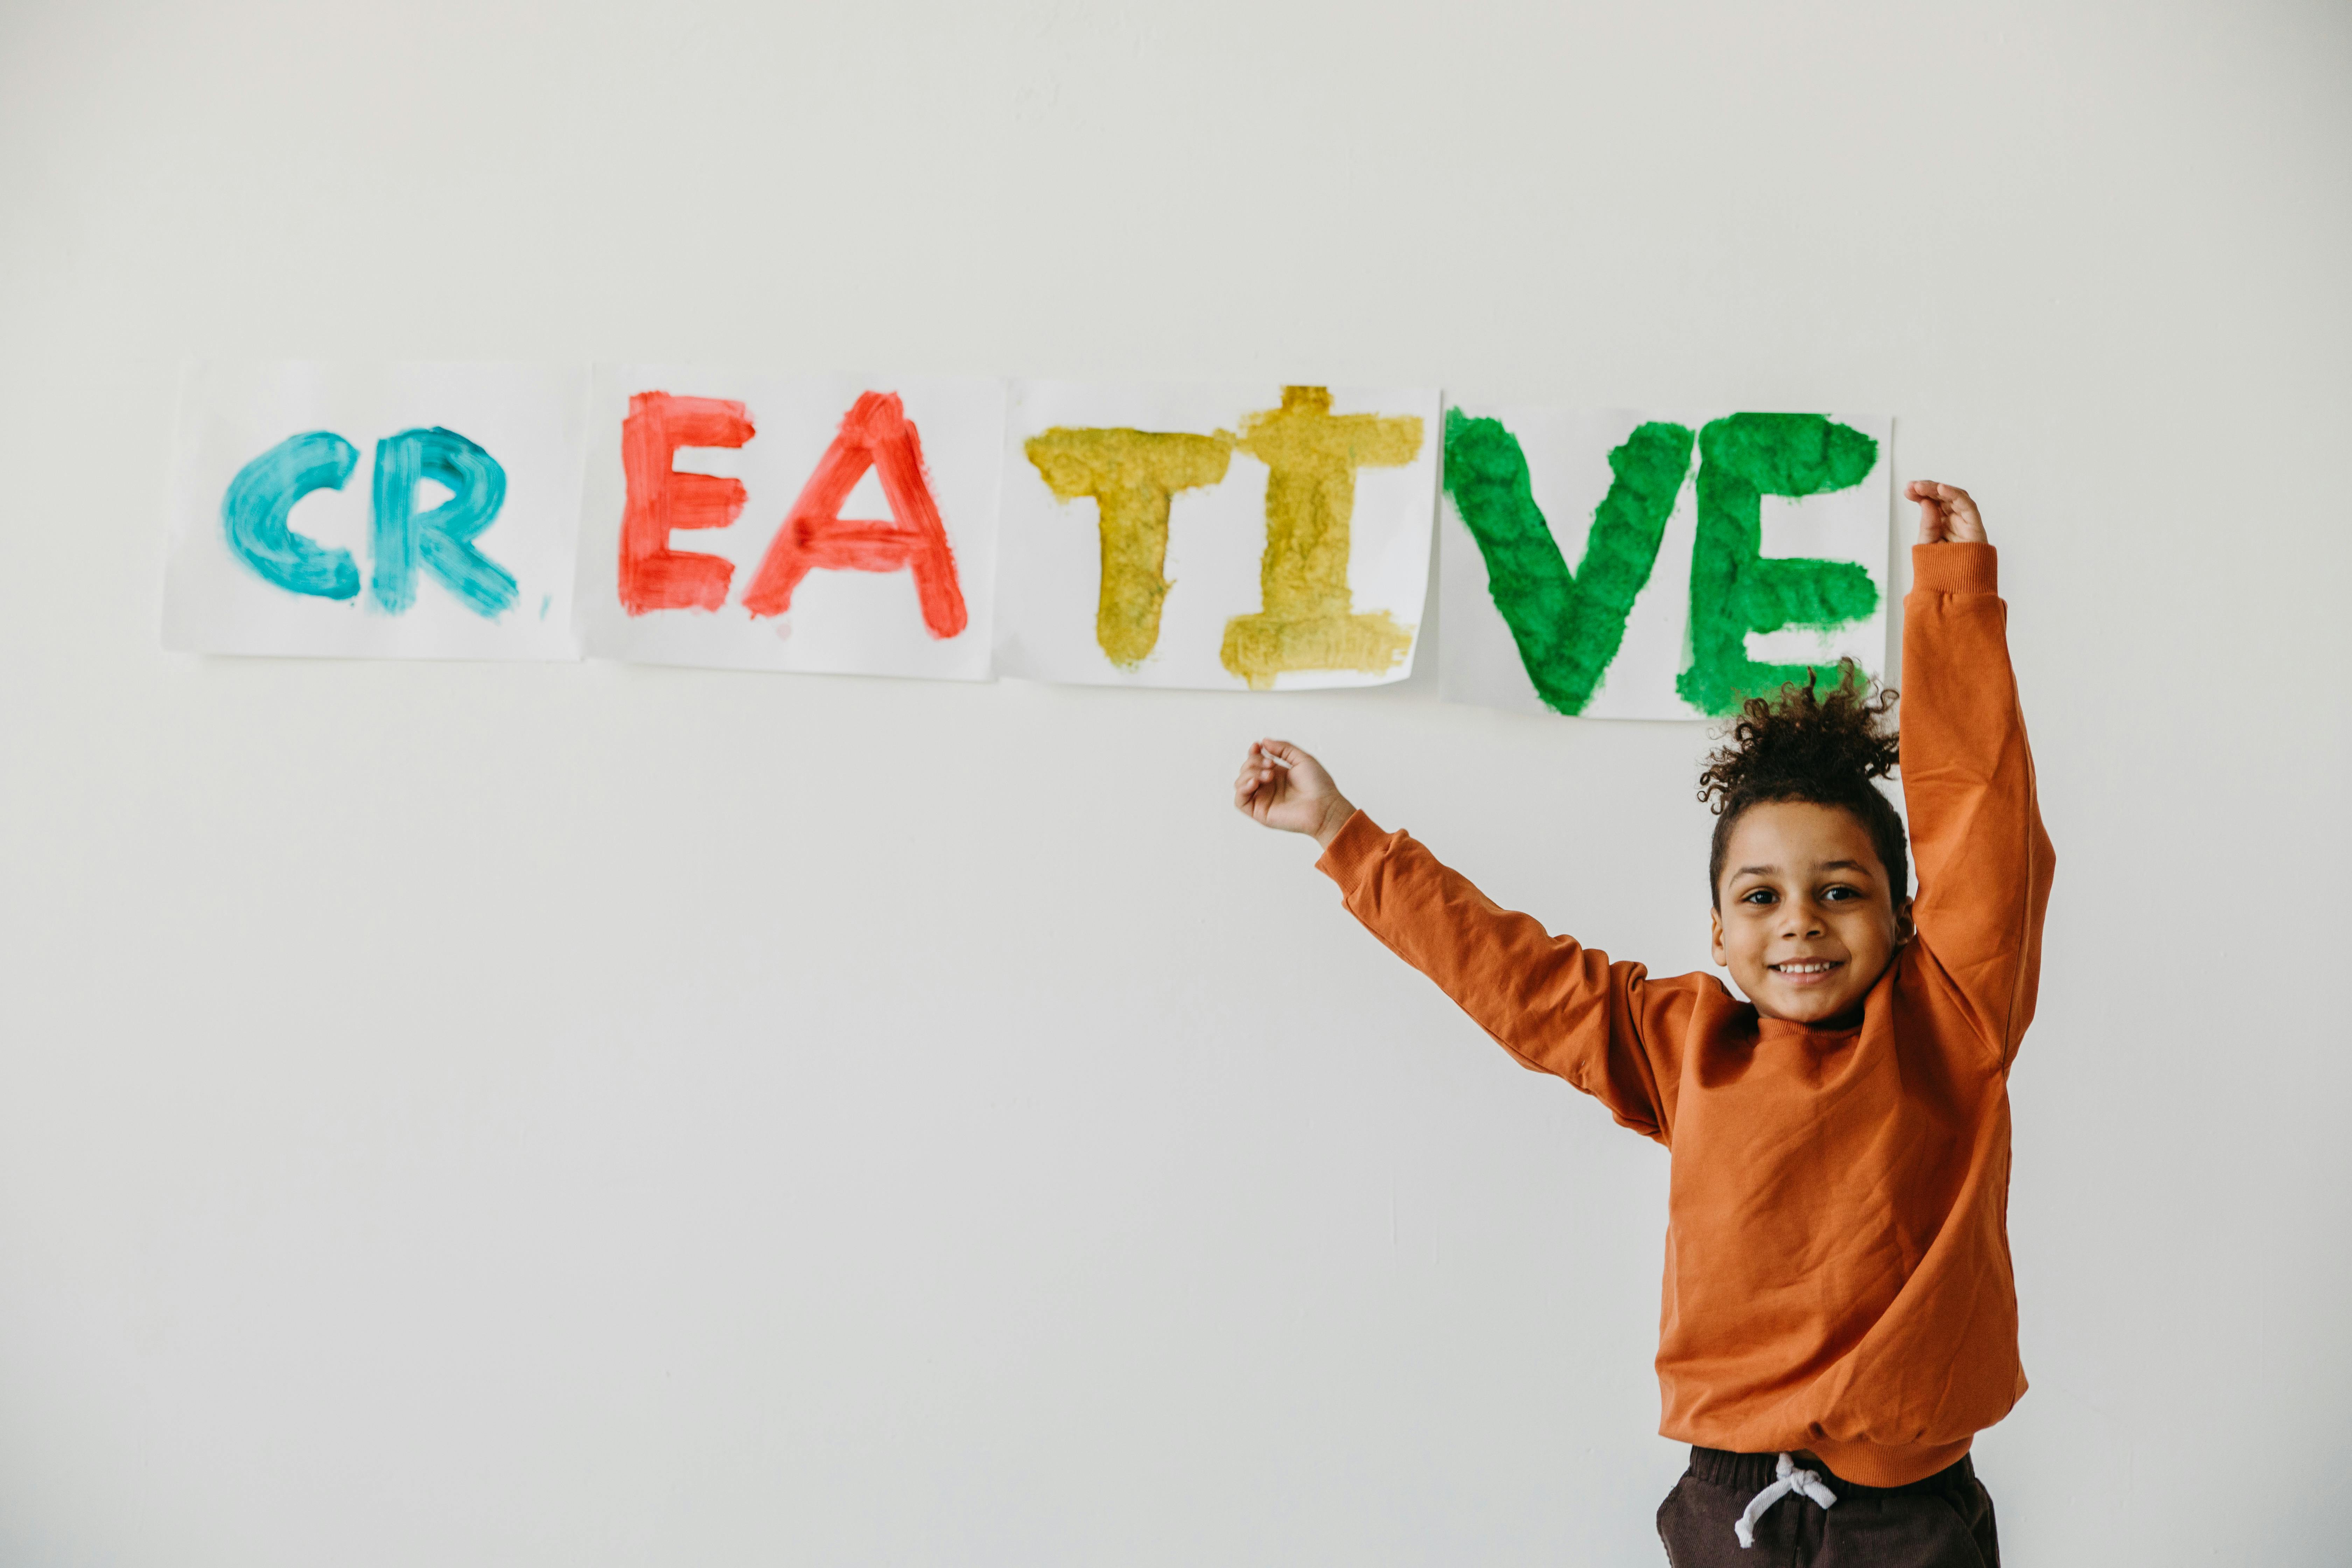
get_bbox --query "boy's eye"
[1741,888,1776,904]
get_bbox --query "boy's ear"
[1709,903,1727,966]
[1894,896,1917,946]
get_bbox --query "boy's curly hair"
[1698,660,1907,907]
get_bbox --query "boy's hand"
[1233,739,1356,848]
[1907,481,1989,545]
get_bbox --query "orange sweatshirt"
[1316,543,2053,1487]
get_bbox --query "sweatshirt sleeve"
[1899,542,2057,1069]
[1314,811,1706,1142]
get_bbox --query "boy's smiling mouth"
[1770,959,1845,982]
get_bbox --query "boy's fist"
[1907,481,1989,545]
[1233,739,1356,848]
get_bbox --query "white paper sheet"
[574,367,1004,682]
[995,381,1440,691]
[162,362,590,660]
[1439,404,1891,721]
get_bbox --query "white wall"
[1,2,2345,1562]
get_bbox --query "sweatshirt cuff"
[1909,541,1998,595]
[1314,808,1383,884]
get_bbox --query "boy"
[1233,483,2051,1564]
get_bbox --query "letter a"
[740,392,967,638]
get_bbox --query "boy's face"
[1710,800,1912,1025]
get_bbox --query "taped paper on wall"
[996,381,1441,691]
[1439,405,1891,720]
[163,362,590,660]
[573,367,1004,682]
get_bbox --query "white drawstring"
[1733,1452,1838,1548]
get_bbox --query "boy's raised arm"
[1234,740,1693,1141]
[1898,484,2057,1068]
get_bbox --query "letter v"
[1441,410,1694,715]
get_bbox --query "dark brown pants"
[1657,1448,2000,1567]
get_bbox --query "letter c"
[222,430,362,599]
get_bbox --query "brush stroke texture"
[1221,387,1422,689]
[370,427,514,617]
[742,392,966,639]
[1024,427,1234,665]
[221,430,362,599]
[1443,410,1695,714]
[1678,414,1880,716]
[620,392,755,615]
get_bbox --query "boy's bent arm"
[1316,810,1698,1141]
[1900,542,2057,1067]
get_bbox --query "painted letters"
[222,430,363,600]
[371,427,515,617]
[1222,387,1423,690]
[742,392,967,638]
[1440,404,1889,720]
[618,392,756,615]
[1443,411,1694,716]
[1023,427,1234,666]
[1678,414,1880,716]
